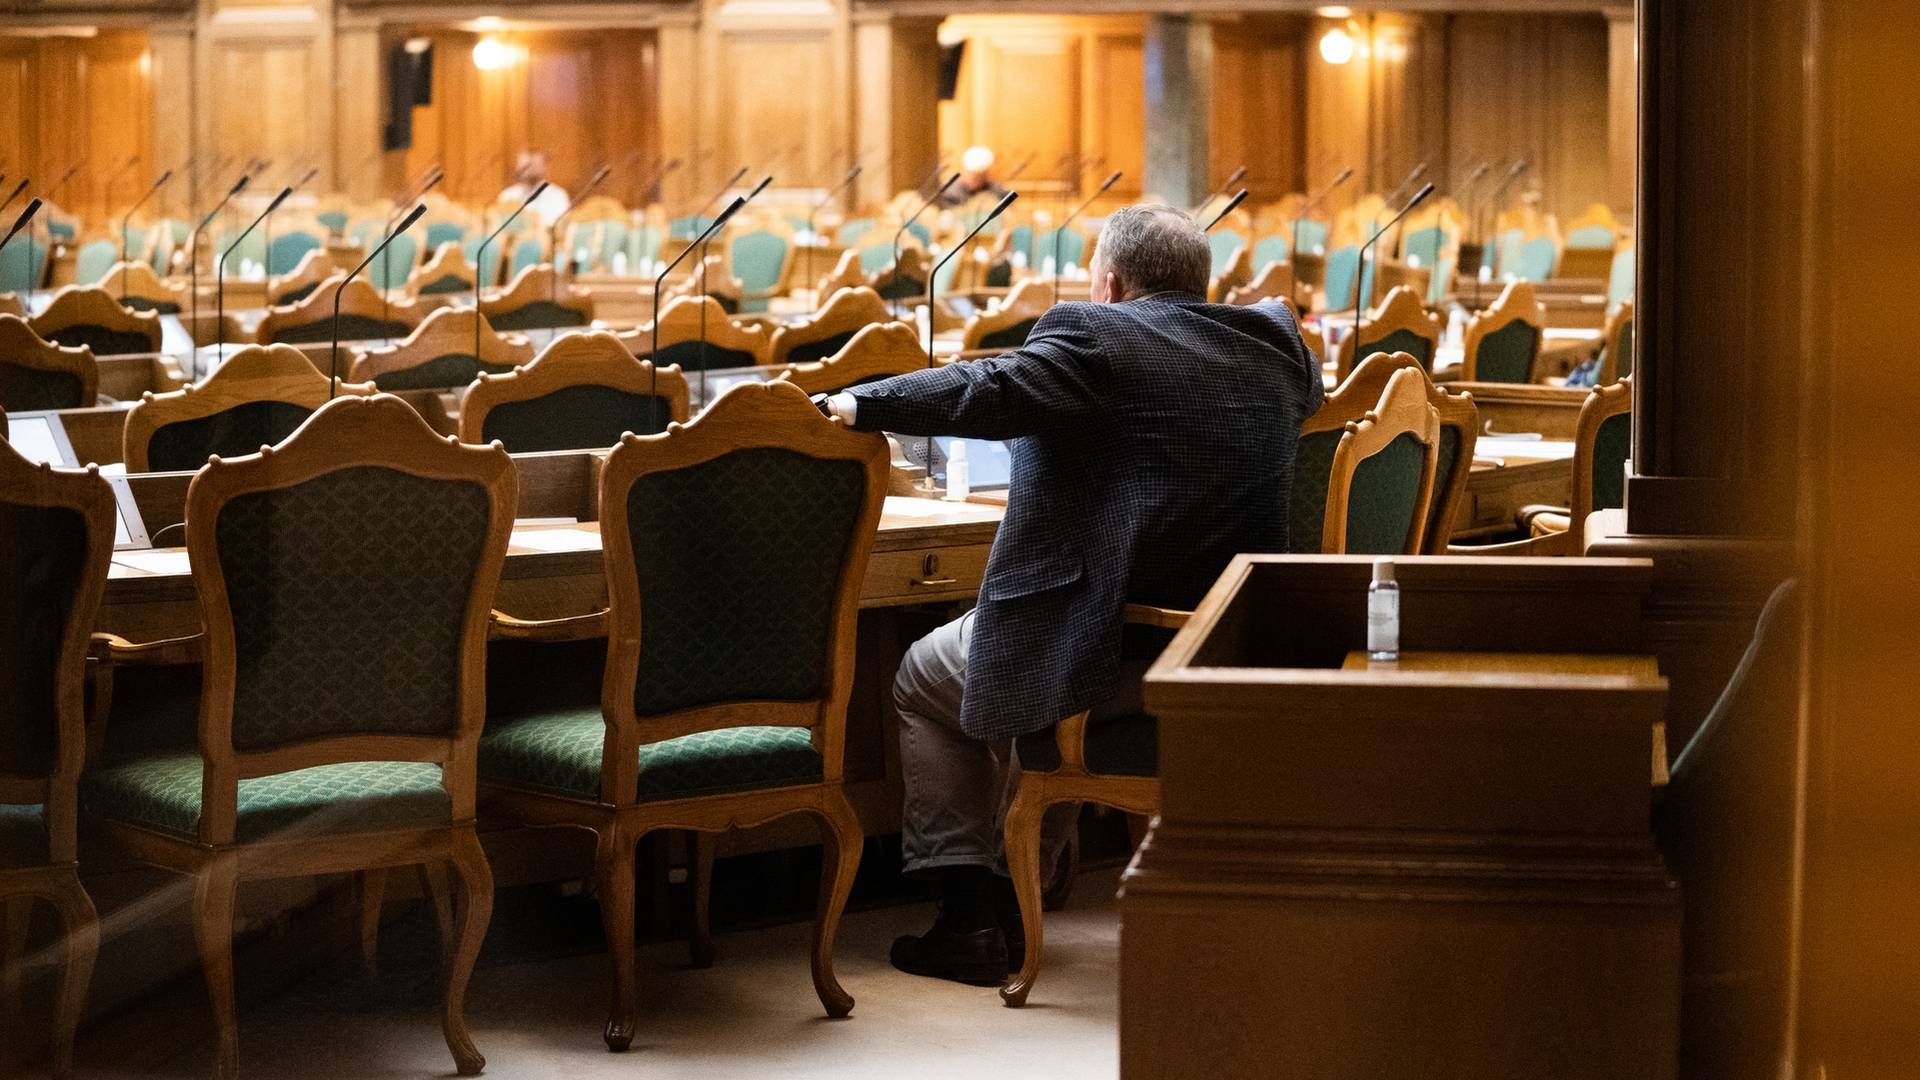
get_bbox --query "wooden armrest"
[1445,531,1575,558]
[489,609,609,642]
[1123,603,1191,630]
[91,632,204,666]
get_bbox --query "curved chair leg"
[809,791,862,1019]
[999,782,1051,1008]
[419,861,457,965]
[191,857,241,1080]
[687,832,716,969]
[440,828,492,1076]
[356,868,387,990]
[2,895,31,1023]
[596,825,639,1052]
[49,870,100,1080]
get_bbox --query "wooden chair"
[1487,376,1633,556]
[348,307,536,392]
[727,220,794,312]
[1459,280,1546,384]
[1332,285,1442,381]
[0,439,111,1080]
[1333,352,1480,554]
[660,251,747,315]
[776,322,925,396]
[408,242,477,297]
[265,248,342,307]
[616,294,771,372]
[479,264,594,331]
[1207,244,1252,304]
[255,275,422,346]
[1320,366,1441,554]
[1001,601,1184,1008]
[477,381,881,1049]
[1288,355,1415,553]
[768,287,894,365]
[122,345,374,472]
[1597,300,1635,384]
[0,315,97,412]
[460,331,690,453]
[872,246,933,304]
[813,249,868,302]
[1223,261,1307,308]
[83,394,514,1079]
[100,261,189,315]
[962,277,1052,352]
[30,286,163,357]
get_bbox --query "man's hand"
[811,392,860,425]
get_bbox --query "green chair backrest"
[1322,246,1360,309]
[1403,226,1446,269]
[1342,432,1428,555]
[480,384,674,453]
[75,240,119,286]
[0,238,47,292]
[1470,320,1540,383]
[1252,235,1290,272]
[45,324,153,358]
[266,230,322,277]
[670,214,714,240]
[1286,429,1343,553]
[1423,424,1464,549]
[731,230,789,295]
[217,227,267,270]
[1032,227,1088,271]
[0,360,87,412]
[371,353,516,392]
[1354,327,1434,371]
[463,236,505,287]
[1293,219,1331,256]
[629,223,665,265]
[1591,411,1631,511]
[1514,237,1557,282]
[1567,225,1616,250]
[366,234,419,291]
[47,221,76,242]
[837,219,877,246]
[858,242,895,276]
[316,210,349,236]
[1208,230,1246,277]
[424,221,468,251]
[508,236,543,279]
[145,401,316,473]
[0,494,91,779]
[1607,245,1636,314]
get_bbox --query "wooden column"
[655,18,700,208]
[148,23,197,220]
[849,13,940,210]
[1605,8,1636,216]
[1142,13,1211,208]
[331,14,381,203]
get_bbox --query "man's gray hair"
[1095,204,1212,299]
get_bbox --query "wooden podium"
[1123,555,1679,1080]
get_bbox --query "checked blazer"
[847,293,1324,740]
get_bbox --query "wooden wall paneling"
[0,31,156,227]
[1606,10,1636,217]
[655,20,698,207]
[148,26,194,219]
[1210,15,1304,203]
[1368,14,1449,200]
[79,32,154,225]
[0,39,35,190]
[198,2,333,215]
[1083,32,1144,200]
[1542,16,1610,223]
[701,0,847,199]
[331,20,381,204]
[886,17,942,203]
[1304,15,1373,214]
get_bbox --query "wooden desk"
[1341,649,1660,678]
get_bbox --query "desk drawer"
[862,544,990,606]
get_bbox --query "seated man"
[818,204,1324,985]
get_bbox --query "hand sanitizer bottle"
[943,440,970,503]
[1368,559,1400,662]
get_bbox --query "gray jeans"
[893,609,1079,877]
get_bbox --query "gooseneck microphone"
[892,172,960,318]
[472,180,548,365]
[551,164,612,311]
[189,173,251,377]
[1204,189,1250,232]
[643,157,682,205]
[689,166,749,232]
[652,195,747,404]
[1381,162,1429,220]
[1192,164,1248,216]
[105,156,141,214]
[805,166,863,310]
[263,166,318,286]
[1284,167,1353,307]
[1055,170,1121,305]
[1,199,44,313]
[696,176,771,405]
[1349,182,1435,361]
[332,203,426,399]
[1480,160,1531,296]
[0,178,30,220]
[922,191,1018,492]
[383,166,444,339]
[216,186,293,367]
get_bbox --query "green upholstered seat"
[1287,429,1343,553]
[648,340,758,375]
[316,211,350,236]
[1208,230,1245,277]
[424,221,468,251]
[0,362,88,411]
[372,353,516,392]
[1471,320,1540,383]
[1514,237,1557,281]
[670,215,715,240]
[46,324,154,358]
[1014,712,1158,777]
[1355,327,1436,370]
[464,237,505,287]
[977,317,1039,351]
[1251,235,1290,271]
[1,500,89,780]
[266,231,322,277]
[786,329,858,366]
[0,238,47,292]
[1423,424,1464,547]
[1567,225,1616,250]
[415,272,473,296]
[480,705,822,802]
[1343,431,1428,555]
[480,384,672,452]
[143,400,316,473]
[271,282,322,306]
[85,754,449,842]
[730,230,789,297]
[623,446,866,717]
[1591,411,1632,512]
[123,296,182,316]
[1294,220,1331,256]
[75,240,119,286]
[0,803,47,868]
[367,234,420,291]
[836,219,876,246]
[487,300,590,332]
[508,237,543,279]
[1402,226,1446,270]
[271,314,412,345]
[1322,246,1360,309]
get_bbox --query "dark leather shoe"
[890,922,1009,986]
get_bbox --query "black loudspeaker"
[383,42,434,151]
[937,42,966,101]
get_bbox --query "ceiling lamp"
[472,36,516,71]
[1319,26,1356,65]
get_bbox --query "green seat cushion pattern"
[1423,424,1463,546]
[487,301,590,332]
[47,325,155,358]
[1287,429,1343,553]
[651,340,759,373]
[977,317,1039,352]
[0,803,47,868]
[1471,320,1540,383]
[1344,431,1428,555]
[481,384,672,453]
[85,754,449,842]
[1014,712,1158,777]
[1591,411,1632,511]
[480,704,822,802]
[1354,327,1435,370]
[144,399,315,473]
[123,297,182,316]
[272,282,322,307]
[372,353,516,392]
[730,231,788,294]
[786,329,858,366]
[0,501,89,778]
[271,314,412,345]
[417,273,473,296]
[0,362,86,412]
[624,447,865,716]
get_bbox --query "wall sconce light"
[1319,26,1356,65]
[473,36,516,71]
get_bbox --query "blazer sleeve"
[843,304,1110,440]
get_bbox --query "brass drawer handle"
[910,577,959,587]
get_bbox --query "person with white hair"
[938,145,1009,207]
